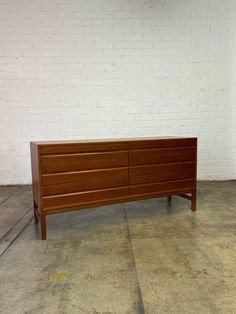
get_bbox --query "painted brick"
[0,0,235,184]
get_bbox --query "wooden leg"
[167,196,172,203]
[33,201,39,224]
[191,190,197,211]
[41,212,47,240]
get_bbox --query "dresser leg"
[41,212,47,240]
[191,190,197,211]
[33,201,39,224]
[167,196,172,203]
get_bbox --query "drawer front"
[41,151,128,174]
[40,142,128,155]
[129,179,195,195]
[129,162,195,185]
[42,186,128,210]
[129,138,196,150]
[129,146,195,166]
[42,168,128,195]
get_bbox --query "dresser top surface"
[31,136,197,146]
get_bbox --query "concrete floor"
[0,182,235,314]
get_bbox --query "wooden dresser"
[30,137,197,239]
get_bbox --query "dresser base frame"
[34,188,196,240]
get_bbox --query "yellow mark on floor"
[40,272,96,282]
[84,273,96,281]
[47,273,67,281]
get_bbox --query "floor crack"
[123,204,145,314]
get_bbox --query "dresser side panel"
[30,143,41,208]
[193,138,198,190]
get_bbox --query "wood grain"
[129,146,195,166]
[129,138,196,149]
[44,187,195,215]
[41,151,128,174]
[41,167,128,185]
[30,143,41,208]
[40,142,128,155]
[129,179,195,195]
[129,162,195,185]
[42,186,129,210]
[42,168,128,195]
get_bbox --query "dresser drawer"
[42,168,128,195]
[129,179,195,195]
[41,151,128,174]
[129,162,195,185]
[129,138,196,150]
[42,186,128,210]
[40,142,127,155]
[129,146,195,166]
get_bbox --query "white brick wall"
[0,0,235,184]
